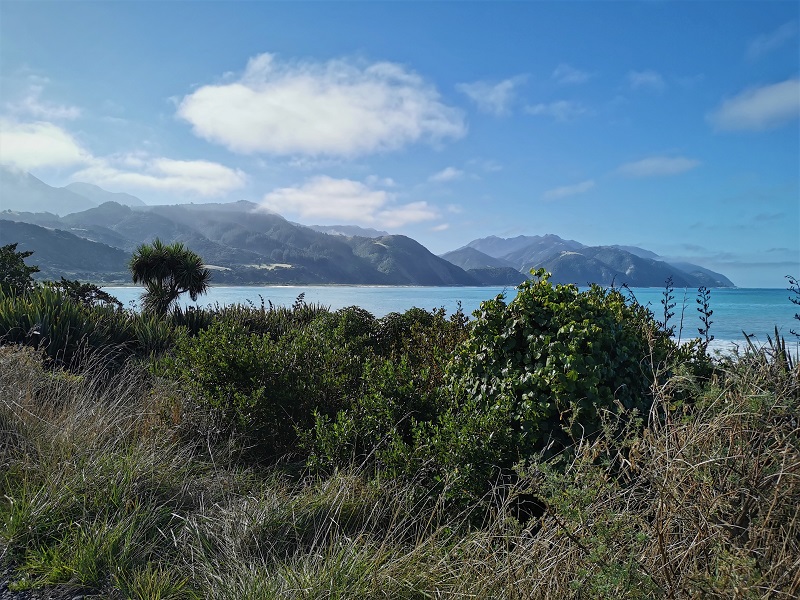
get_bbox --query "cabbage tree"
[129,239,210,315]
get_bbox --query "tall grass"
[1,338,798,598]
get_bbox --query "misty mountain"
[451,235,735,288]
[1,172,734,288]
[574,246,698,287]
[4,197,478,286]
[501,235,586,272]
[0,219,129,281]
[349,235,479,285]
[0,167,97,215]
[466,235,568,258]
[63,182,146,207]
[540,251,625,286]
[611,245,660,260]
[666,262,735,288]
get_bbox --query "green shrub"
[409,270,674,502]
[303,307,469,474]
[447,270,669,458]
[162,308,376,459]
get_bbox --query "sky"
[0,1,798,287]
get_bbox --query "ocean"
[103,285,799,353]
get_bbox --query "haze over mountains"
[0,169,733,287]
[442,236,734,288]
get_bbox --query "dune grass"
[0,339,798,599]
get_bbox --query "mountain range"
[0,168,733,288]
[441,235,734,288]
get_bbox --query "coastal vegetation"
[0,245,798,598]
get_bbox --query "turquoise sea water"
[104,285,799,352]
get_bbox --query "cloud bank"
[261,176,438,227]
[429,167,464,183]
[628,70,666,92]
[178,53,466,157]
[0,119,90,170]
[552,63,592,85]
[73,156,246,197]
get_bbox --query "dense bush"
[305,306,469,474]
[407,270,676,501]
[161,306,378,458]
[163,304,471,465]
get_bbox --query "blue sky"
[1,1,798,287]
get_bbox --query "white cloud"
[542,179,595,201]
[379,201,439,228]
[429,167,464,183]
[261,175,438,227]
[0,112,245,196]
[525,100,588,121]
[5,84,81,120]
[365,175,396,187]
[552,63,592,84]
[628,70,666,92]
[617,156,700,177]
[431,223,450,232]
[456,75,527,116]
[708,78,800,131]
[177,53,465,157]
[72,156,246,196]
[747,22,797,61]
[0,119,91,169]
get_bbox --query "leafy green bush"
[410,270,674,502]
[303,307,469,473]
[161,306,376,458]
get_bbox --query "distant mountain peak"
[0,166,97,216]
[451,234,733,288]
[64,182,146,207]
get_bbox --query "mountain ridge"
[446,235,734,288]
[0,171,734,288]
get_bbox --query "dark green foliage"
[431,270,672,494]
[129,238,210,315]
[0,242,39,295]
[696,285,714,348]
[46,277,122,309]
[0,286,177,368]
[304,306,469,473]
[0,286,125,367]
[788,275,800,338]
[659,276,676,336]
[162,306,375,458]
[162,303,470,465]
